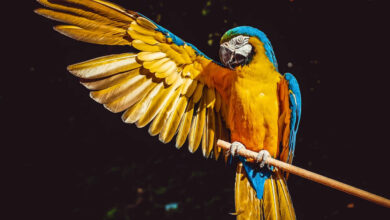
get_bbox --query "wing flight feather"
[36,0,233,158]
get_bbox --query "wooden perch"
[217,139,390,208]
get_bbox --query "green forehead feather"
[220,29,240,43]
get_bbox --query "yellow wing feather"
[67,53,140,79]
[149,83,182,136]
[121,83,165,124]
[213,113,225,160]
[160,95,189,143]
[175,99,195,149]
[132,40,160,52]
[90,72,144,104]
[35,8,126,35]
[202,108,215,157]
[54,25,130,45]
[80,70,135,90]
[192,83,204,103]
[104,77,156,113]
[36,0,233,158]
[36,0,129,28]
[188,96,207,153]
[136,80,181,128]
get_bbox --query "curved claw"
[227,141,246,157]
[256,150,271,169]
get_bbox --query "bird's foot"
[256,150,271,169]
[227,141,246,157]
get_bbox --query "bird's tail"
[234,162,296,220]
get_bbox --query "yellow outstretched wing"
[35,0,232,159]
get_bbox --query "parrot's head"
[219,26,278,70]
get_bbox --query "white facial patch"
[221,35,252,57]
[235,44,253,57]
[221,35,249,49]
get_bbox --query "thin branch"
[217,139,390,208]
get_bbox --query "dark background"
[3,0,389,219]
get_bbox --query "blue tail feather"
[238,156,271,200]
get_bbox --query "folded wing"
[278,73,302,165]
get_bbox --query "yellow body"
[228,37,281,157]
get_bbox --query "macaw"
[35,0,302,219]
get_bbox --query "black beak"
[219,45,247,69]
[219,45,234,69]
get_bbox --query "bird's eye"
[236,36,245,44]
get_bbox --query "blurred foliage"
[67,142,236,220]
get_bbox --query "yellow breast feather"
[228,37,281,157]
